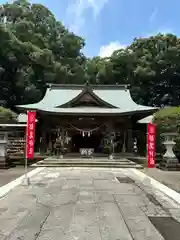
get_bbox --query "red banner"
[26,111,36,159]
[147,123,156,168]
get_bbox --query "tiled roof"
[16,84,157,114]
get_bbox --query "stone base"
[0,156,12,169]
[21,176,30,186]
[159,157,180,171]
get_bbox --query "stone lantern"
[161,132,179,168]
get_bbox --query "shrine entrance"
[71,132,102,153]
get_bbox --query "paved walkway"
[142,168,180,193]
[0,167,180,239]
[0,166,32,187]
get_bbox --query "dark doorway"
[71,133,102,153]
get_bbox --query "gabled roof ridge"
[56,84,118,108]
[47,83,130,90]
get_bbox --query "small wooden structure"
[0,114,26,168]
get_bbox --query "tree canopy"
[0,0,180,109]
[0,0,86,108]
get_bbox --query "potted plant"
[103,133,117,159]
[54,130,69,159]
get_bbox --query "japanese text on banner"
[147,123,156,168]
[27,111,36,159]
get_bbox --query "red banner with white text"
[147,123,156,168]
[26,111,36,159]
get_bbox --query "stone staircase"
[32,157,143,169]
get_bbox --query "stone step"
[32,163,143,169]
[41,161,136,165]
[37,162,137,167]
[63,154,109,158]
[31,156,143,169]
[44,158,133,162]
[32,157,143,169]
[46,154,134,160]
[42,159,134,163]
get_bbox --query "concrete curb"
[130,169,180,205]
[0,167,45,199]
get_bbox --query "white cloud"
[99,41,126,57]
[149,8,158,23]
[67,0,109,33]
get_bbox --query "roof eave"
[16,105,38,111]
[47,83,130,90]
[37,108,157,116]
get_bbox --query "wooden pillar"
[48,131,52,151]
[40,122,48,153]
[107,121,113,133]
[125,115,134,154]
[126,129,133,153]
[41,131,46,153]
[122,130,126,153]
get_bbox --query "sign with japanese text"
[147,123,156,168]
[80,148,94,157]
[26,111,36,159]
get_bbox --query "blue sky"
[1,0,180,57]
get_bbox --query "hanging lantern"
[88,132,90,137]
[82,131,85,137]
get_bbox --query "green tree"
[129,34,180,106]
[0,0,86,108]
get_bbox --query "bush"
[153,107,180,159]
[153,107,180,132]
[0,107,18,123]
[173,137,180,160]
[155,127,166,157]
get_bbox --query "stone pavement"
[0,166,32,187]
[142,167,180,193]
[0,167,180,240]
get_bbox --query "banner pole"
[22,111,30,186]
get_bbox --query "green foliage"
[0,0,86,108]
[153,107,180,132]
[156,128,166,156]
[109,34,180,106]
[84,34,180,107]
[173,137,180,160]
[153,107,180,158]
[102,132,118,155]
[1,0,180,111]
[0,107,17,123]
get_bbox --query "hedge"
[153,107,180,159]
[153,107,180,132]
[0,107,18,123]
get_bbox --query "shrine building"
[17,82,157,157]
